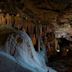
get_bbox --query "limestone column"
[15,13,23,29]
[2,14,6,25]
[11,15,15,26]
[5,13,12,25]
[0,13,6,25]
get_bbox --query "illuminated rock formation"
[0,25,57,72]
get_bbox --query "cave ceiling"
[0,0,72,25]
[0,0,72,13]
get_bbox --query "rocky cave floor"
[48,54,72,72]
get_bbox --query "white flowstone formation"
[5,31,48,72]
[0,25,56,72]
[5,30,56,72]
